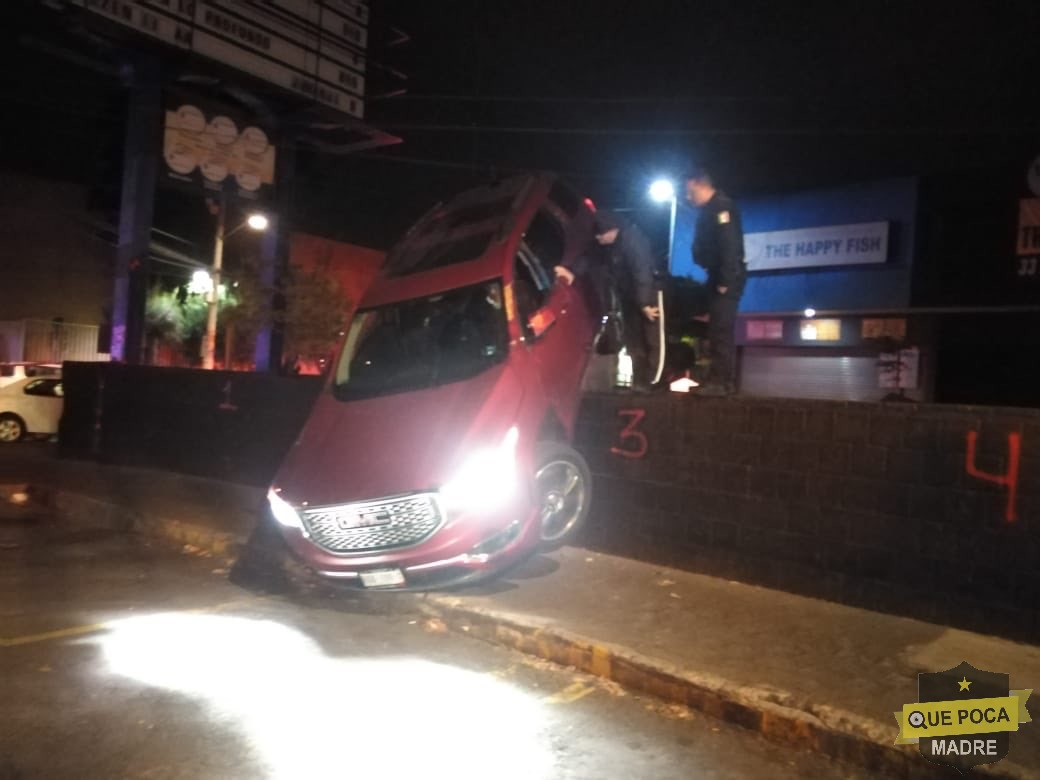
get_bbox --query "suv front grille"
[300,493,443,553]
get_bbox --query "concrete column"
[110,56,161,364]
[253,138,294,372]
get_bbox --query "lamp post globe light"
[189,269,214,296]
[247,213,269,231]
[201,209,269,370]
[648,178,678,273]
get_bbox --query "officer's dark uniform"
[692,191,746,391]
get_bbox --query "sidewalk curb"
[49,488,244,563]
[418,597,1032,780]
[33,485,1035,779]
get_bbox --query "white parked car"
[0,363,61,389]
[0,376,64,442]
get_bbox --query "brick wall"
[575,393,1039,641]
[60,362,323,486]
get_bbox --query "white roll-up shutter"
[740,348,885,402]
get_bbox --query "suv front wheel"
[534,441,591,551]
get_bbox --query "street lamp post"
[649,179,678,273]
[201,207,268,370]
[646,178,679,386]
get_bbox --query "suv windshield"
[333,281,509,400]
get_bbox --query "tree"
[145,285,208,364]
[143,256,352,370]
[220,254,274,367]
[280,263,351,364]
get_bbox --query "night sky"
[6,0,1040,252]
[307,0,1040,248]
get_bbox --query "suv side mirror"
[526,306,557,340]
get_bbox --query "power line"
[354,151,626,181]
[356,151,523,173]
[381,93,793,104]
[378,122,1040,137]
[2,93,124,122]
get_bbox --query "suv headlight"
[440,427,519,513]
[267,488,302,529]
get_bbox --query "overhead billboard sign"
[67,0,368,118]
[744,222,889,271]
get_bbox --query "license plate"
[360,568,406,588]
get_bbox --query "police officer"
[590,210,660,391]
[686,169,746,395]
[554,210,661,389]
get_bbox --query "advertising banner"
[745,222,889,271]
[162,95,276,201]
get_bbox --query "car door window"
[524,209,565,273]
[23,379,62,397]
[513,245,547,328]
[513,209,570,337]
[548,179,582,218]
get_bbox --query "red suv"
[266,174,601,588]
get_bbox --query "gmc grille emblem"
[333,510,391,530]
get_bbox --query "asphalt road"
[0,503,870,779]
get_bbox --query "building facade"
[670,161,1040,407]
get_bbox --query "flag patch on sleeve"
[718,211,730,224]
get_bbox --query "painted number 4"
[610,408,648,459]
[965,431,1022,523]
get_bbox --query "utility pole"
[202,197,226,370]
[667,194,677,274]
[202,200,268,369]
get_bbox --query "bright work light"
[648,179,675,203]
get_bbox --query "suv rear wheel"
[534,441,591,550]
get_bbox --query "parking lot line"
[0,622,110,647]
[0,597,265,648]
[544,680,596,705]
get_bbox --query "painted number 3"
[610,408,648,459]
